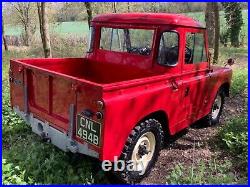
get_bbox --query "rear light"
[96,112,103,120]
[96,100,104,110]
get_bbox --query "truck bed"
[16,58,159,84]
[9,58,161,133]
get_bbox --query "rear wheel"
[114,119,164,183]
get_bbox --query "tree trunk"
[127,2,130,12]
[24,24,31,46]
[84,2,92,29]
[37,3,45,48]
[37,2,52,58]
[205,3,215,48]
[213,3,220,64]
[112,2,117,13]
[2,19,8,51]
[12,3,36,46]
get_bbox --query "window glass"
[100,27,154,56]
[158,32,179,66]
[185,32,207,64]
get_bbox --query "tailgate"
[10,60,103,135]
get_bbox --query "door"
[182,29,209,124]
[157,30,187,133]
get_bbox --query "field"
[2,11,248,184]
[6,21,89,37]
[5,10,248,44]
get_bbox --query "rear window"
[100,27,154,56]
[185,32,207,64]
[87,26,95,52]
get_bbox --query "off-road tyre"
[114,119,164,184]
[206,88,225,126]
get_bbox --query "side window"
[158,31,179,66]
[185,32,207,64]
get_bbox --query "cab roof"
[92,13,205,28]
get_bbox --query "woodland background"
[2,2,248,184]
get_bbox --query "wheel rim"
[212,94,222,120]
[131,132,156,172]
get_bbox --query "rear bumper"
[13,106,99,159]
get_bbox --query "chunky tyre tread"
[206,88,225,126]
[115,119,164,184]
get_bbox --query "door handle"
[184,87,190,96]
[170,80,178,91]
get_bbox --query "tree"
[205,2,220,64]
[56,3,86,22]
[112,2,117,13]
[205,3,215,48]
[222,2,243,47]
[127,2,130,12]
[84,2,92,29]
[213,3,220,64]
[2,18,8,51]
[37,2,52,58]
[11,3,36,46]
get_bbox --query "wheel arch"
[137,110,170,137]
[219,82,230,97]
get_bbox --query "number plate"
[76,115,101,147]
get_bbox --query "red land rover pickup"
[10,13,232,182]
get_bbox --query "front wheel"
[206,89,225,125]
[114,119,164,183]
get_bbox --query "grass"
[51,21,89,36]
[166,159,239,184]
[5,21,89,37]
[5,25,23,36]
[218,116,248,172]
[231,68,248,96]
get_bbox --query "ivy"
[222,2,243,47]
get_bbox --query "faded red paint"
[9,13,232,161]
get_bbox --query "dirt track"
[139,92,247,184]
[140,59,248,184]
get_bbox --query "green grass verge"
[5,21,89,37]
[51,21,89,36]
[231,68,248,96]
[218,116,248,172]
[166,160,240,184]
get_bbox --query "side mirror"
[225,58,235,66]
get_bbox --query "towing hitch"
[41,132,51,142]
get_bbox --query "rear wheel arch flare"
[137,110,170,137]
[219,82,230,97]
